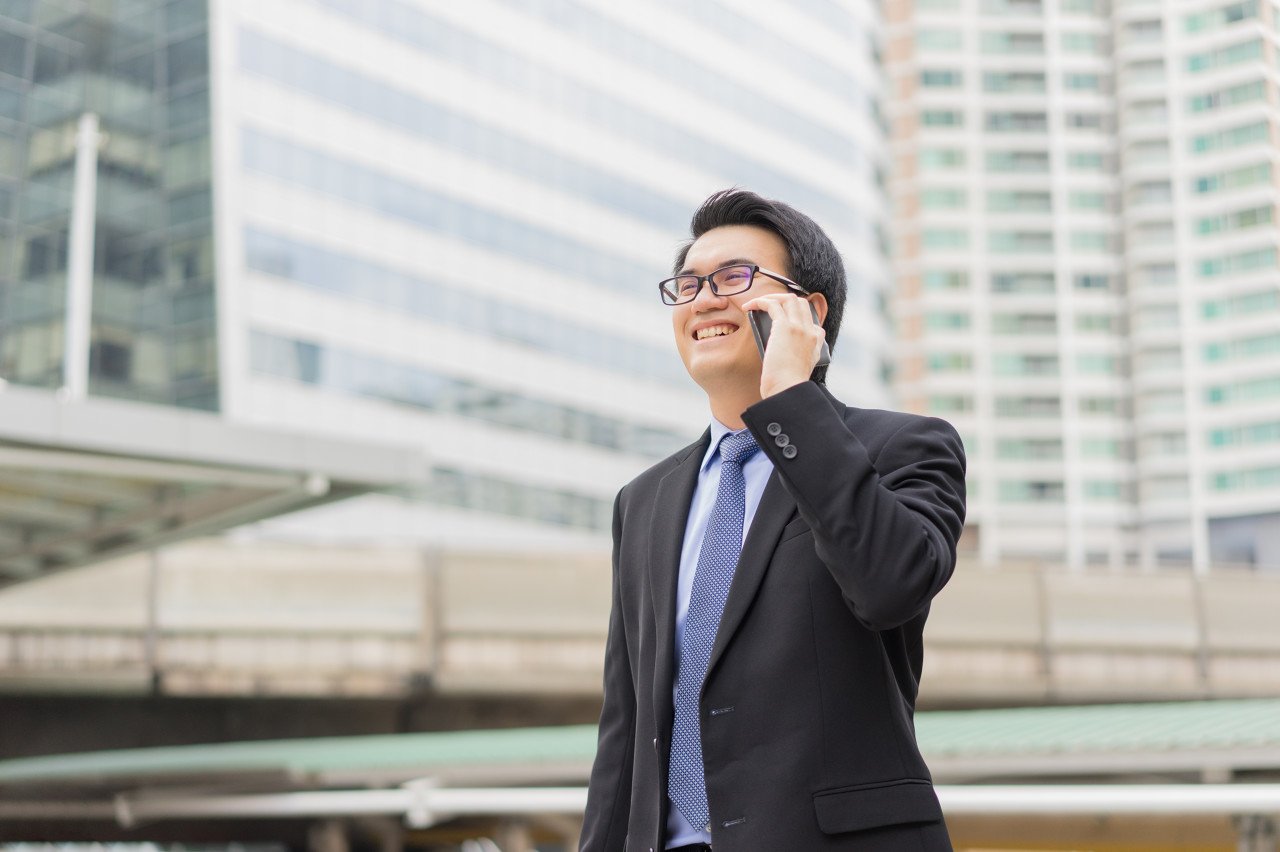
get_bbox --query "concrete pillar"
[355,816,404,852]
[492,819,535,852]
[308,820,350,852]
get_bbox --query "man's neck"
[706,385,763,431]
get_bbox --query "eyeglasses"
[657,264,813,306]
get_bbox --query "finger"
[742,293,791,318]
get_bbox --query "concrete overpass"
[2,541,1278,707]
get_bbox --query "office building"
[887,0,1280,570]
[0,0,890,549]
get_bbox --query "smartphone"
[748,300,831,368]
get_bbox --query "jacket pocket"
[812,778,943,834]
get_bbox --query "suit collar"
[649,429,711,733]
[647,423,802,725]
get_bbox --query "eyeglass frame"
[657,263,815,306]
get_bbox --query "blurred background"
[0,0,1278,849]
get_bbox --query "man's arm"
[580,491,636,851]
[742,381,966,631]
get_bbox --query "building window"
[993,313,1058,334]
[929,394,975,412]
[984,71,1047,92]
[1069,191,1110,211]
[998,395,1062,417]
[1191,121,1270,155]
[923,270,971,290]
[1076,353,1122,374]
[1066,112,1109,131]
[1064,72,1106,91]
[1062,32,1109,54]
[1197,205,1274,236]
[981,31,1045,54]
[1187,38,1264,72]
[1074,272,1116,291]
[923,228,970,249]
[1071,231,1117,252]
[1185,1,1260,33]
[1077,313,1121,332]
[988,190,1052,212]
[997,438,1063,459]
[990,230,1054,253]
[925,311,973,330]
[921,69,964,87]
[987,111,1049,132]
[921,188,968,209]
[1193,162,1271,194]
[1202,289,1279,320]
[1199,247,1278,278]
[927,352,974,371]
[992,271,1055,293]
[919,147,967,169]
[922,109,965,126]
[999,480,1066,502]
[917,28,964,50]
[1189,81,1267,113]
[987,150,1050,172]
[994,353,1060,375]
[1068,150,1111,171]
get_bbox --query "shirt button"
[783,444,798,459]
[774,433,790,447]
[766,422,782,436]
[652,737,658,750]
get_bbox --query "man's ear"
[807,292,829,326]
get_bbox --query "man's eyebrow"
[677,257,757,276]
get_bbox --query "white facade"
[888,0,1280,571]
[206,0,891,548]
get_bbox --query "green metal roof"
[918,698,1280,758]
[2,699,1278,789]
[0,724,599,787]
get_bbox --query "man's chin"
[686,357,759,394]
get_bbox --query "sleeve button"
[782,444,798,459]
[766,422,782,436]
[774,433,790,447]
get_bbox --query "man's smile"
[691,322,741,341]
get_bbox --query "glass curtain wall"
[0,0,217,409]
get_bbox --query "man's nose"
[690,280,728,311]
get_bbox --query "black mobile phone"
[748,300,831,368]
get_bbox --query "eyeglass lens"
[661,265,754,304]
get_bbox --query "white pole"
[62,112,101,401]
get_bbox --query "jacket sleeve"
[742,381,967,631]
[580,489,635,851]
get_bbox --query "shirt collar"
[700,418,744,474]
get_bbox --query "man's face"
[672,225,794,392]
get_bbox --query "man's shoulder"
[824,387,958,439]
[616,431,708,501]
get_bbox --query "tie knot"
[718,429,759,466]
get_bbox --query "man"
[581,189,966,851]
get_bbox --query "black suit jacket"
[581,382,966,852]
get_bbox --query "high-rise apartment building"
[888,0,1280,570]
[1,0,889,549]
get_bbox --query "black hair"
[674,188,846,385]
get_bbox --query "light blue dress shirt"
[666,419,775,848]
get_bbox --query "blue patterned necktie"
[668,429,761,833]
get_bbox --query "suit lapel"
[705,468,796,683]
[648,429,709,734]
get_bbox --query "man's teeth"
[696,325,737,340]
